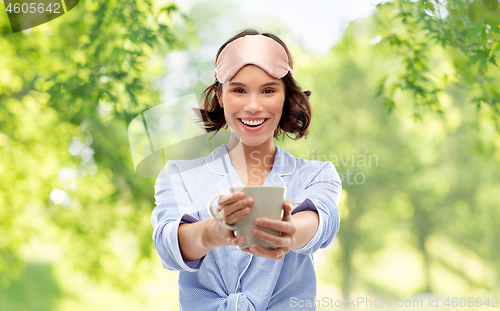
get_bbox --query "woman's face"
[217,64,286,147]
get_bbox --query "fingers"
[216,191,254,225]
[282,200,294,221]
[251,228,293,248]
[224,204,251,225]
[251,200,293,231]
[240,200,296,260]
[217,192,244,211]
[254,217,295,234]
[242,244,288,261]
[229,236,245,247]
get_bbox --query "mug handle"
[207,194,237,230]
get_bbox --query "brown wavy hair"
[197,29,312,141]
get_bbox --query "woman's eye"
[231,89,274,94]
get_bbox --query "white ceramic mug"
[207,186,285,249]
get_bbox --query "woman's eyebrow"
[229,82,280,87]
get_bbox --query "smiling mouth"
[238,118,268,127]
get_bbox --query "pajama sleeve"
[291,161,342,255]
[151,161,206,272]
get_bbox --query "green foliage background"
[0,0,499,310]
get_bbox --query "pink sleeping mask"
[214,34,294,84]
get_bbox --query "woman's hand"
[203,191,254,249]
[242,199,297,260]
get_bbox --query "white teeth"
[241,119,265,126]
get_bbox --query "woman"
[152,29,341,310]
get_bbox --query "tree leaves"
[376,0,500,118]
[0,0,184,290]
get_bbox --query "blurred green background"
[1,0,499,310]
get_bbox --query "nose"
[244,94,263,114]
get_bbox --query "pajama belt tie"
[226,293,252,311]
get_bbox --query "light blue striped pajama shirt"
[151,144,341,310]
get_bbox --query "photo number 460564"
[5,2,61,14]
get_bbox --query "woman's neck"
[226,134,276,173]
